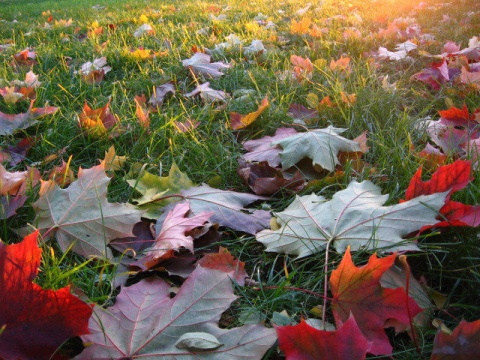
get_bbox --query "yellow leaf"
[230,97,269,130]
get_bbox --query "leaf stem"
[399,255,424,359]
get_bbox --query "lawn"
[0,0,480,358]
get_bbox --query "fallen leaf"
[33,162,143,258]
[256,180,447,258]
[0,231,92,359]
[330,248,422,355]
[403,160,480,227]
[0,100,58,136]
[276,315,371,360]
[134,94,150,130]
[431,319,480,359]
[149,82,176,107]
[179,184,271,234]
[134,202,212,270]
[241,127,298,167]
[290,17,312,35]
[230,97,269,130]
[197,247,247,285]
[77,265,276,358]
[184,82,230,102]
[173,118,200,133]
[78,100,119,137]
[237,159,305,195]
[182,52,231,79]
[75,57,111,84]
[101,145,127,173]
[128,162,195,219]
[272,126,364,171]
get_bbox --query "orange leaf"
[78,101,118,137]
[230,97,269,130]
[330,57,351,73]
[330,247,422,355]
[290,17,312,35]
[134,94,150,130]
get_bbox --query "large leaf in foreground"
[330,248,422,355]
[34,163,143,258]
[76,266,276,359]
[276,315,371,360]
[256,180,447,258]
[0,231,92,360]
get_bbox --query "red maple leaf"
[276,315,371,360]
[0,231,92,359]
[431,319,480,359]
[330,247,422,355]
[403,160,480,227]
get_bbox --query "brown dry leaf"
[230,97,269,130]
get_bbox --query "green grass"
[1,0,480,358]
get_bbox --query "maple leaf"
[196,247,247,285]
[184,82,230,102]
[276,315,371,360]
[0,99,58,136]
[134,202,212,270]
[0,164,37,196]
[237,159,305,196]
[174,118,200,133]
[403,160,480,227]
[77,265,277,359]
[78,100,119,137]
[230,97,269,130]
[287,103,318,124]
[128,162,196,219]
[47,159,76,187]
[0,231,92,360]
[182,52,231,79]
[272,126,364,171]
[33,163,143,258]
[177,184,270,234]
[431,319,480,359]
[149,82,176,107]
[12,49,37,68]
[75,57,111,84]
[256,180,447,258]
[101,145,127,173]
[330,248,422,355]
[330,56,352,73]
[290,17,312,34]
[241,127,298,167]
[133,23,155,37]
[134,94,150,130]
[0,137,35,166]
[291,55,313,81]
